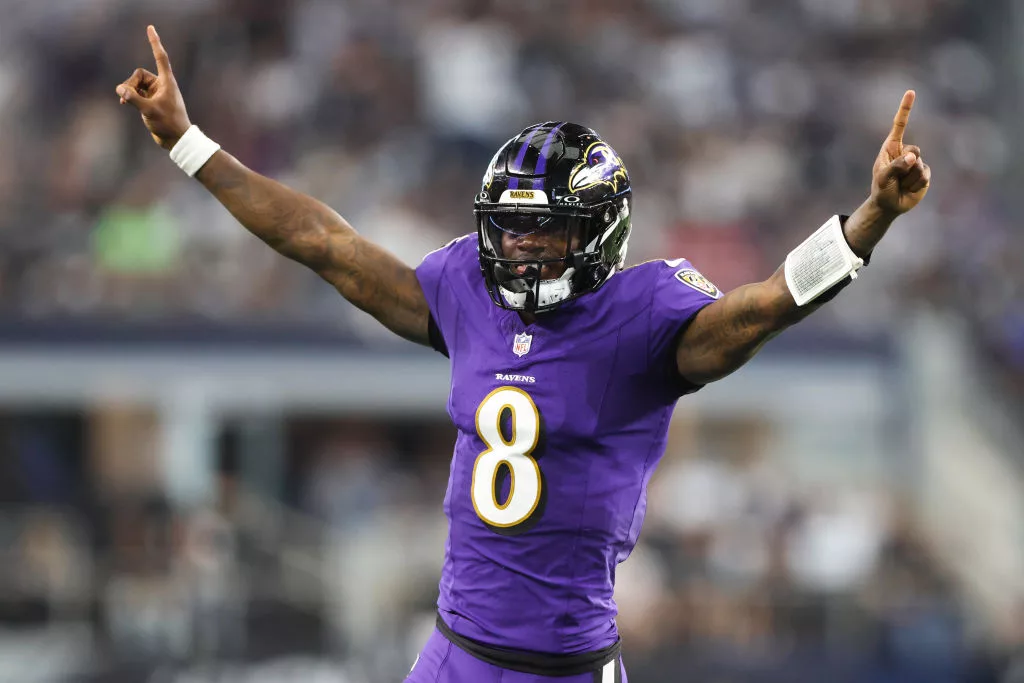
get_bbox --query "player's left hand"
[870,90,931,215]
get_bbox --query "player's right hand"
[116,25,192,150]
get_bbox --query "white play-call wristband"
[785,214,865,306]
[169,125,221,177]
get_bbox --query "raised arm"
[676,91,931,385]
[115,26,431,345]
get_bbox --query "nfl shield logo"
[512,332,533,357]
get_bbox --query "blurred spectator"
[0,0,1015,394]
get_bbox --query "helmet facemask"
[476,197,631,313]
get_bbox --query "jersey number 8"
[471,387,544,533]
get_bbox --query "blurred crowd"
[635,418,981,683]
[0,0,1020,376]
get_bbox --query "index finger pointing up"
[147,25,172,77]
[889,90,916,144]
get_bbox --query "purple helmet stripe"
[532,123,564,177]
[507,126,544,189]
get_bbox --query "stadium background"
[1,0,1023,681]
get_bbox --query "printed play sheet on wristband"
[784,215,864,306]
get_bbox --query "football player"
[117,26,930,683]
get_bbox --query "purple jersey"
[415,235,719,654]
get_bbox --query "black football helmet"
[475,122,632,313]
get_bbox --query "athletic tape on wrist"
[784,214,865,306]
[169,125,221,177]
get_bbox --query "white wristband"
[784,215,864,306]
[169,125,221,177]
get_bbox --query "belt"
[435,612,621,678]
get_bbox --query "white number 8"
[472,387,543,531]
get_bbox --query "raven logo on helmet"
[568,142,629,194]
